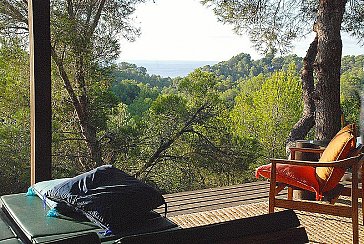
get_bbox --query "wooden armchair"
[256,124,364,243]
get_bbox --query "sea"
[124,60,219,78]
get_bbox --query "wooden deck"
[157,180,273,217]
[155,177,363,243]
[158,172,357,217]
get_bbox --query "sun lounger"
[0,193,308,243]
[0,193,177,243]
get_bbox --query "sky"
[119,0,364,62]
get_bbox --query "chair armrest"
[289,147,325,155]
[270,154,364,168]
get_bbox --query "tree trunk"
[51,48,104,169]
[287,0,346,149]
[314,0,346,141]
[79,118,103,169]
[75,55,104,169]
[286,36,318,150]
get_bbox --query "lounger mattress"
[1,193,177,243]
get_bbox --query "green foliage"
[108,70,261,192]
[110,63,172,120]
[340,55,364,125]
[0,38,30,194]
[232,64,302,159]
[201,53,302,82]
[341,55,364,73]
[128,85,159,117]
[111,79,160,118]
[112,62,172,89]
[112,79,141,105]
[1,28,364,197]
[49,63,120,176]
[89,81,119,132]
[50,0,146,66]
[201,0,364,54]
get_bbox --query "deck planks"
[157,180,279,216]
[158,172,361,217]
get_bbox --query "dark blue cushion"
[46,165,165,233]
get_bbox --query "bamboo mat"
[169,199,363,243]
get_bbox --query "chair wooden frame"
[268,146,364,244]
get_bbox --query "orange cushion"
[316,124,356,193]
[256,164,320,199]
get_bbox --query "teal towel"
[47,208,59,217]
[26,187,36,196]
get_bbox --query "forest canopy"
[1,39,363,195]
[1,0,363,197]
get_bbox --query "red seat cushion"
[256,124,357,200]
[256,163,321,199]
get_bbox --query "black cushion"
[46,165,166,233]
[117,210,308,244]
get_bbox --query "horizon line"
[119,59,221,63]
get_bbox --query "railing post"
[28,0,52,184]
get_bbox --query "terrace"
[2,178,362,243]
[0,1,362,243]
[170,180,364,243]
[155,178,364,243]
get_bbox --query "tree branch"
[51,46,85,121]
[89,0,106,35]
[135,102,213,177]
[286,35,318,152]
[3,0,28,25]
